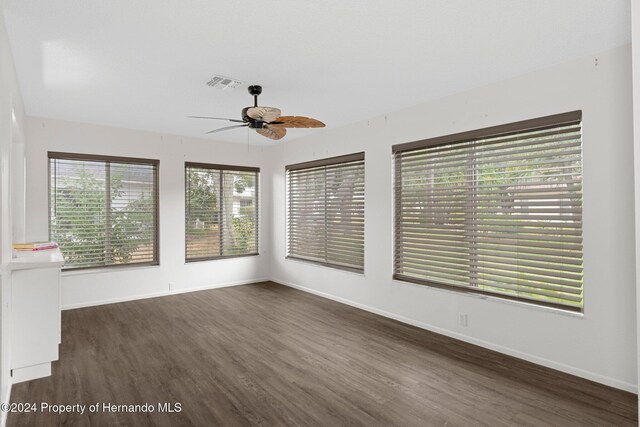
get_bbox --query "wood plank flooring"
[8,281,637,426]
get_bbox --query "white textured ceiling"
[2,0,631,143]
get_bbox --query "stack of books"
[12,242,59,252]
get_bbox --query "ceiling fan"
[188,85,325,140]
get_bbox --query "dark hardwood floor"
[8,281,637,426]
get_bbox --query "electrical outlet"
[169,282,176,291]
[458,312,468,327]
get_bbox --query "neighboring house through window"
[49,152,159,270]
[185,162,259,261]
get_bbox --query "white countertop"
[9,248,65,271]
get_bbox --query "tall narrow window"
[393,111,584,311]
[287,152,365,272]
[49,152,159,270]
[185,163,259,261]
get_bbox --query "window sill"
[185,253,260,263]
[62,263,160,277]
[392,278,584,319]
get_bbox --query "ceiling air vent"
[206,75,242,90]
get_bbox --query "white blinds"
[49,152,158,270]
[185,163,259,261]
[393,111,583,311]
[287,153,365,272]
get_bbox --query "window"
[49,152,159,270]
[287,152,365,272]
[393,111,584,311]
[185,163,259,261]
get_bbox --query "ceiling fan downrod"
[248,85,262,107]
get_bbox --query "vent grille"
[206,75,242,90]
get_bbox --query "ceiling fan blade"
[246,107,281,123]
[256,126,286,140]
[188,116,245,123]
[270,116,325,128]
[206,124,248,134]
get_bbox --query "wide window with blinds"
[185,163,259,261]
[287,153,365,272]
[393,111,584,311]
[49,152,159,270]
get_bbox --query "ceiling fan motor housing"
[248,85,262,96]
[241,107,265,128]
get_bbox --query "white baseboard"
[61,277,269,310]
[272,278,638,394]
[1,381,11,427]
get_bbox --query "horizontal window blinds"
[393,111,583,311]
[49,152,158,270]
[287,153,365,272]
[185,163,259,261]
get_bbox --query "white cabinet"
[8,249,63,383]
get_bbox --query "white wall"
[25,118,271,309]
[631,0,640,412]
[10,130,24,244]
[268,45,637,392]
[0,2,27,420]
